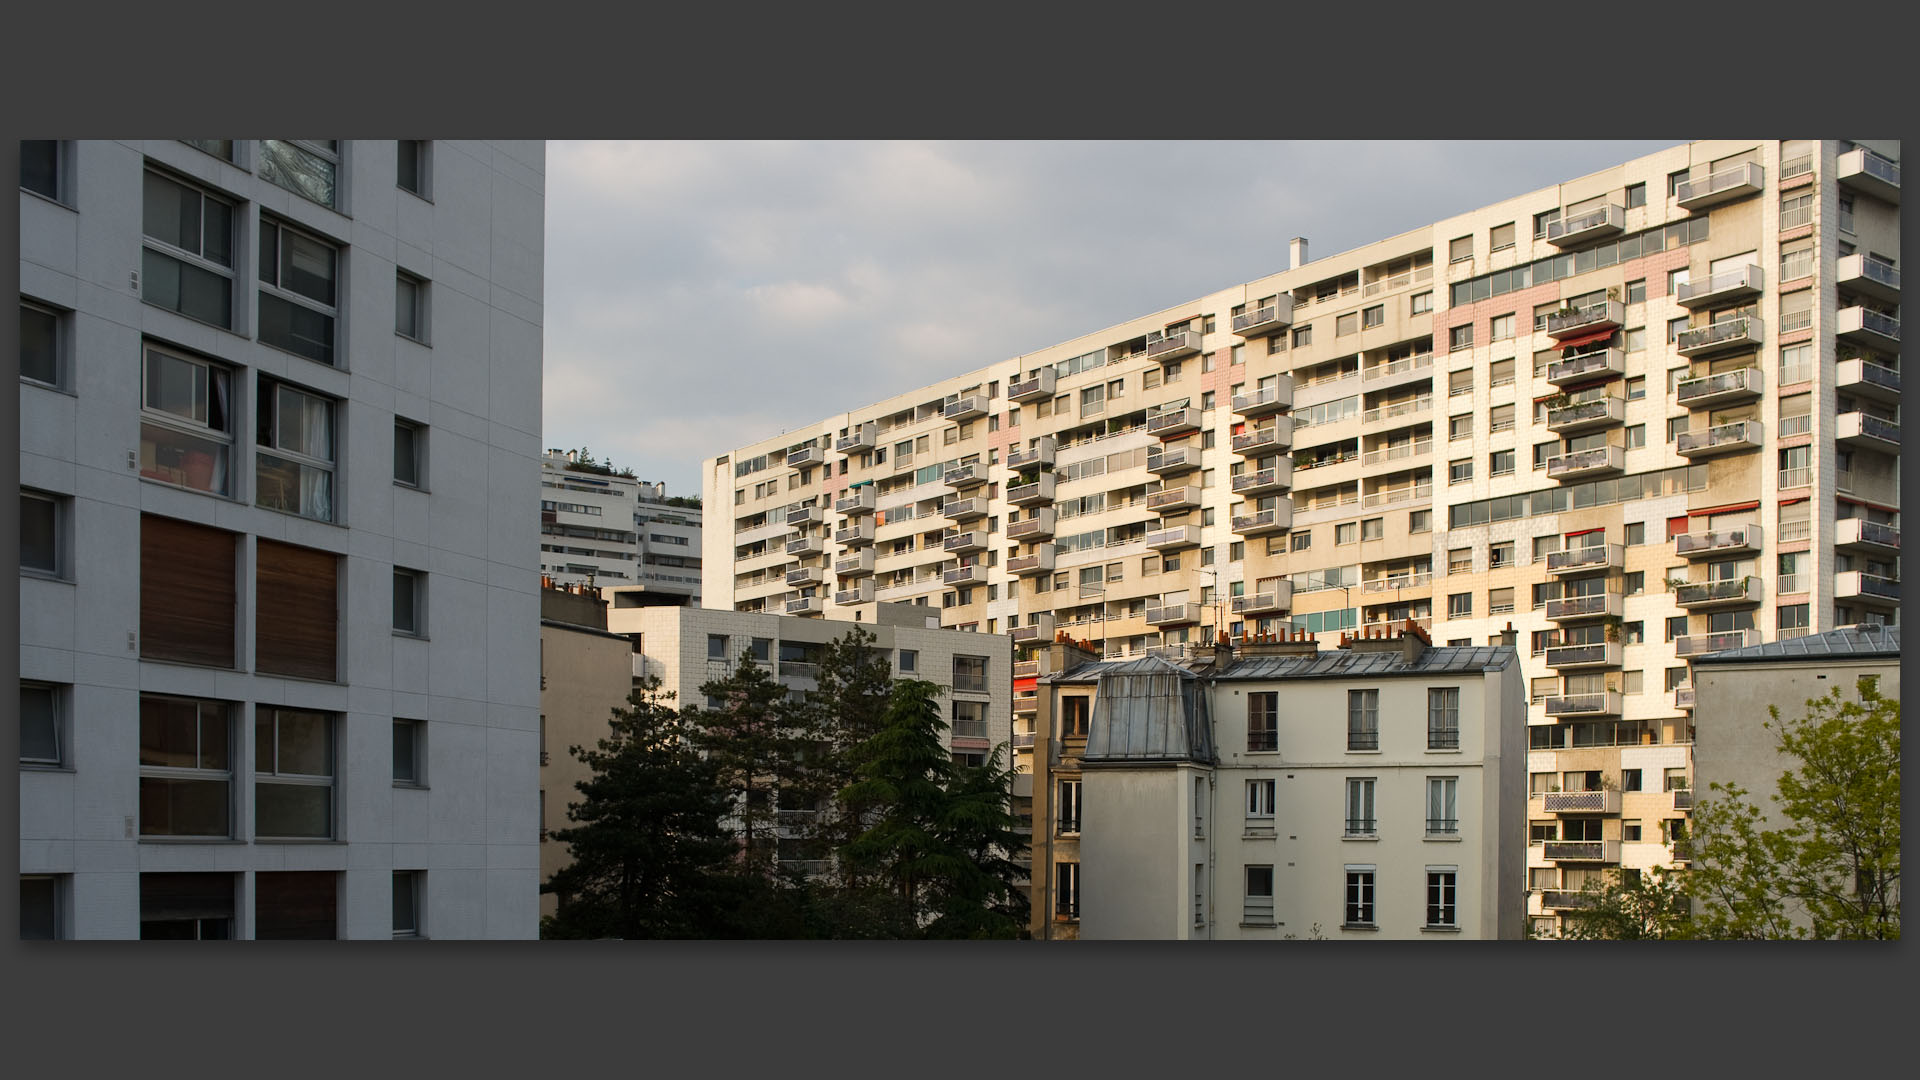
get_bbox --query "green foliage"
[684,655,802,876]
[1558,867,1692,940]
[791,627,896,886]
[1683,682,1900,939]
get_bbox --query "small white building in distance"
[540,450,701,605]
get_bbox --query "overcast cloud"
[540,140,1677,497]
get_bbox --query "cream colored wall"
[538,622,642,918]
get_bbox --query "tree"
[541,679,736,939]
[1557,866,1692,940]
[792,626,896,883]
[924,745,1031,939]
[1683,682,1900,939]
[684,654,802,876]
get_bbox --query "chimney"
[1289,237,1309,270]
[1236,625,1319,658]
[1339,620,1428,665]
[1495,621,1519,650]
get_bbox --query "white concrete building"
[633,481,702,605]
[540,452,702,603]
[18,139,544,939]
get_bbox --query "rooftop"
[1046,644,1516,684]
[1689,625,1902,665]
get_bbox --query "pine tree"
[793,626,896,884]
[685,653,801,875]
[839,679,962,926]
[541,678,735,939]
[925,744,1031,939]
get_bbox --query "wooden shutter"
[140,514,236,668]
[254,871,338,940]
[256,540,339,681]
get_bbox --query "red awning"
[1554,328,1616,351]
[1689,500,1760,518]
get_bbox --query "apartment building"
[702,139,1900,936]
[18,140,545,939]
[1029,623,1523,940]
[540,450,703,602]
[536,582,636,920]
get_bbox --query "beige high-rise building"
[701,140,1901,936]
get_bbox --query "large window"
[21,139,62,200]
[258,140,339,209]
[259,217,340,365]
[1345,777,1376,836]
[256,378,336,521]
[142,169,234,328]
[1344,867,1376,927]
[1427,777,1459,835]
[141,343,234,496]
[255,708,335,839]
[1427,688,1460,749]
[1347,690,1379,750]
[20,876,62,939]
[1061,695,1090,737]
[138,695,232,837]
[20,682,64,767]
[1247,691,1278,751]
[1426,869,1458,928]
[255,870,338,939]
[1244,866,1276,925]
[952,655,988,693]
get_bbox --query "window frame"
[1425,869,1458,928]
[20,489,66,580]
[137,694,234,839]
[140,342,237,498]
[952,655,989,693]
[1426,688,1460,750]
[140,167,236,330]
[257,139,341,210]
[1346,689,1379,752]
[258,215,342,366]
[20,681,66,768]
[1344,867,1376,927]
[393,718,427,787]
[393,567,427,637]
[19,299,68,390]
[393,870,423,938]
[1244,865,1276,925]
[256,377,338,522]
[1246,778,1276,820]
[1426,777,1459,836]
[1247,691,1278,752]
[396,269,429,344]
[394,417,427,490]
[396,140,431,200]
[254,707,337,841]
[1345,777,1377,836]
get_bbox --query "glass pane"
[396,277,418,338]
[260,222,278,284]
[20,877,57,939]
[257,292,335,365]
[273,711,331,776]
[393,722,416,781]
[20,686,59,761]
[256,782,332,838]
[20,305,57,384]
[140,777,230,836]
[140,697,203,768]
[202,198,231,267]
[394,572,417,632]
[142,171,194,250]
[259,140,337,208]
[256,712,274,774]
[394,424,417,484]
[393,872,416,932]
[20,496,56,573]
[176,257,233,327]
[21,140,58,198]
[255,453,332,521]
[140,423,229,494]
[282,230,336,305]
[397,142,421,193]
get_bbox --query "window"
[20,301,64,388]
[1624,278,1647,305]
[1337,312,1358,337]
[142,169,235,328]
[1334,522,1357,545]
[1409,509,1431,533]
[1449,548,1473,575]
[1529,677,1556,704]
[1292,325,1312,348]
[708,634,729,660]
[393,871,423,938]
[20,490,63,578]
[1448,592,1472,619]
[1410,292,1432,315]
[1427,689,1460,750]
[1247,779,1276,819]
[1055,862,1080,919]
[1358,517,1382,542]
[896,648,917,673]
[396,271,428,343]
[1665,615,1688,643]
[139,695,232,837]
[1230,541,1246,560]
[1347,691,1378,751]
[1345,868,1376,926]
[1449,459,1472,485]
[1778,604,1809,635]
[257,378,336,521]
[393,719,425,786]
[141,514,238,668]
[259,217,340,365]
[1666,315,1688,343]
[1490,222,1515,252]
[1362,304,1384,329]
[1490,449,1515,477]
[1838,194,1854,233]
[1061,696,1090,737]
[1778,394,1812,438]
[1248,692,1278,751]
[1449,235,1473,263]
[1667,416,1690,444]
[1449,369,1473,398]
[1449,414,1472,441]
[1623,327,1646,353]
[1780,191,1814,230]
[20,682,65,767]
[1489,358,1514,389]
[397,140,429,198]
[1489,541,1514,569]
[952,655,988,692]
[1244,866,1276,924]
[1448,324,1474,352]
[255,540,339,681]
[1489,314,1514,341]
[394,419,426,488]
[1056,778,1081,833]
[1532,209,1560,238]
[1426,870,1458,927]
[1624,182,1647,209]
[21,139,63,200]
[256,708,335,839]
[1345,778,1376,834]
[20,875,63,939]
[258,139,339,209]
[1622,424,1646,451]
[1667,168,1691,197]
[140,872,236,939]
[393,567,426,636]
[1291,530,1312,552]
[140,343,234,496]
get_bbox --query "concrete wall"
[537,618,637,918]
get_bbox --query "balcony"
[1145,602,1200,627]
[1231,464,1292,496]
[1361,438,1432,468]
[1676,527,1762,559]
[785,565,824,587]
[786,504,823,527]
[1231,296,1295,338]
[1834,517,1900,557]
[943,395,988,422]
[1232,418,1293,455]
[1231,507,1292,537]
[1546,591,1622,622]
[1546,348,1626,387]
[1543,789,1622,813]
[1005,436,1057,470]
[1146,446,1202,476]
[1012,730,1037,748]
[1146,524,1202,551]
[1545,204,1625,247]
[1360,351,1434,388]
[1835,411,1900,453]
[943,563,987,587]
[1836,254,1901,305]
[1674,629,1758,657]
[1146,485,1202,513]
[1547,543,1623,576]
[1361,394,1432,427]
[834,582,875,606]
[1675,316,1763,358]
[835,423,877,454]
[1835,358,1901,405]
[1007,509,1057,541]
[1544,840,1622,863]
[835,487,877,515]
[1006,472,1058,505]
[1675,367,1763,410]
[1546,394,1627,434]
[1009,612,1057,644]
[1675,265,1764,310]
[834,550,875,578]
[934,468,984,495]
[1007,548,1056,577]
[834,520,875,547]
[1231,379,1294,417]
[786,445,823,470]
[1674,160,1766,211]
[1362,482,1431,510]
[944,530,988,554]
[1674,685,1696,710]
[1675,420,1764,458]
[944,496,988,522]
[1834,571,1900,609]
[1009,368,1058,403]
[1545,641,1622,669]
[1546,445,1625,482]
[786,534,824,557]
[1835,147,1900,204]
[1146,329,1203,362]
[1673,577,1762,609]
[1672,789,1694,811]
[785,595,823,616]
[1540,890,1598,911]
[1361,572,1431,594]
[1147,406,1202,438]
[1231,586,1293,615]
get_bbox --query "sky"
[540,140,1678,500]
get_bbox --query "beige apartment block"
[702,140,1901,935]
[536,584,637,918]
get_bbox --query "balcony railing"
[942,464,987,489]
[1545,641,1622,669]
[1675,316,1763,357]
[1231,297,1295,337]
[785,565,823,587]
[1547,300,1627,340]
[1362,264,1433,297]
[1674,161,1765,211]
[1427,729,1459,751]
[1546,445,1625,481]
[1147,406,1202,437]
[1545,204,1625,247]
[1836,306,1901,349]
[1835,410,1901,450]
[1836,254,1902,303]
[835,487,877,515]
[786,504,823,527]
[1007,473,1058,505]
[1146,524,1202,550]
[1231,508,1291,536]
[1230,587,1292,615]
[835,424,877,453]
[786,535,824,556]
[834,521,876,547]
[1544,692,1624,719]
[1673,789,1695,811]
[1012,732,1036,749]
[786,445,823,469]
[1546,348,1625,387]
[1835,147,1900,203]
[785,595,823,616]
[1361,395,1432,425]
[1835,517,1899,554]
[1676,265,1763,309]
[1835,358,1901,404]
[1231,380,1293,416]
[1674,685,1696,709]
[943,530,988,554]
[1146,485,1202,512]
[1008,613,1056,644]
[1146,447,1201,474]
[1547,395,1627,433]
[1005,437,1057,469]
[1007,549,1056,576]
[1675,420,1763,458]
[1541,890,1598,911]
[1674,577,1762,609]
[1145,602,1199,626]
[834,583,875,606]
[1674,367,1762,408]
[1006,511,1056,540]
[1547,543,1622,575]
[1674,629,1757,657]
[1546,592,1621,621]
[1008,369,1058,403]
[1360,352,1434,383]
[834,551,874,577]
[1012,659,1040,679]
[1834,571,1900,606]
[1361,438,1432,467]
[943,395,988,421]
[1361,483,1431,509]
[1362,572,1431,593]
[1230,465,1291,496]
[1146,329,1203,361]
[942,564,987,587]
[1543,840,1620,863]
[1676,527,1761,559]
[1232,420,1293,455]
[1543,790,1622,814]
[1347,730,1379,751]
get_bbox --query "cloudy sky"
[540,141,1677,498]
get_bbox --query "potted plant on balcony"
[1602,615,1624,643]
